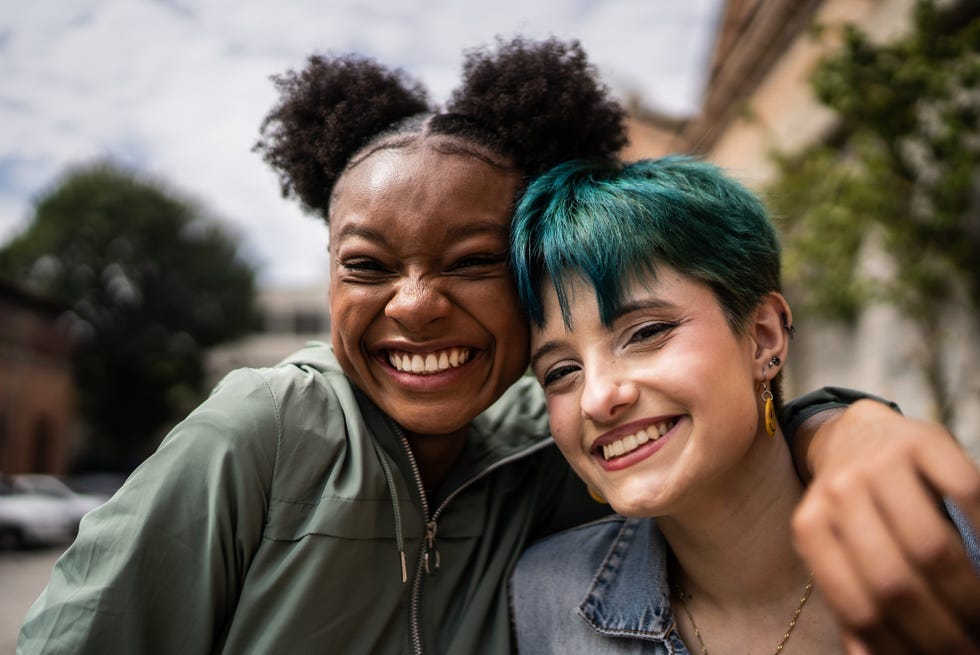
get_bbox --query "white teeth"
[599,420,676,460]
[388,347,472,375]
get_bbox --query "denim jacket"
[510,507,980,654]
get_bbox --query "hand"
[791,399,980,654]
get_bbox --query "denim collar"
[575,518,680,643]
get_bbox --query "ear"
[749,292,792,381]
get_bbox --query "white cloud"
[0,0,722,286]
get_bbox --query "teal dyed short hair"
[511,156,781,331]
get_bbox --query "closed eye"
[338,258,393,280]
[542,363,580,387]
[449,253,508,274]
[628,321,677,345]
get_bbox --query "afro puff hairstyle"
[254,36,627,222]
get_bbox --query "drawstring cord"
[371,440,408,583]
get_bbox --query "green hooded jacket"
[18,343,869,654]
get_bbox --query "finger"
[867,451,980,634]
[885,419,980,532]
[830,474,977,653]
[792,503,915,655]
[841,631,871,655]
[792,491,878,627]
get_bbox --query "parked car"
[0,474,110,549]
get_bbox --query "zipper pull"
[423,520,441,574]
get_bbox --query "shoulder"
[473,375,550,446]
[205,342,356,440]
[145,343,356,483]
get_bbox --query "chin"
[606,486,671,519]
[609,502,656,519]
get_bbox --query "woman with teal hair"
[509,156,980,654]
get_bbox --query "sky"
[0,0,724,288]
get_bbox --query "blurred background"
[1,0,978,646]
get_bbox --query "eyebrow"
[444,221,509,242]
[611,297,678,320]
[333,223,388,244]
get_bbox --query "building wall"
[205,282,331,387]
[626,0,980,459]
[0,283,77,474]
[706,0,916,185]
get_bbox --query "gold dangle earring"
[761,355,780,437]
[587,485,608,504]
[761,381,777,437]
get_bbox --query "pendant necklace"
[673,573,814,655]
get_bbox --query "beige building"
[626,0,980,459]
[206,282,331,387]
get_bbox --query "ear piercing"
[769,355,781,368]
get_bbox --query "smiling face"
[530,267,771,518]
[328,141,529,438]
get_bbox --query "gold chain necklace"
[673,574,814,655]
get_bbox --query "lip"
[591,416,682,472]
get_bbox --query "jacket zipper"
[389,420,554,655]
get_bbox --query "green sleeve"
[779,386,902,442]
[17,369,279,654]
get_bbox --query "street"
[0,546,64,654]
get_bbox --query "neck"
[659,428,807,605]
[405,428,468,492]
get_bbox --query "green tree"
[0,161,260,470]
[768,0,980,425]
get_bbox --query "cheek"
[546,396,582,453]
[328,287,373,369]
[475,283,531,370]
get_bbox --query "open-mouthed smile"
[387,347,472,375]
[595,418,678,460]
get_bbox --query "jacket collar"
[577,518,678,642]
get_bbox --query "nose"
[385,277,451,332]
[580,364,638,424]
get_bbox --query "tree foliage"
[0,161,260,469]
[768,0,980,423]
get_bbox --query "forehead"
[535,265,710,334]
[329,145,520,243]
